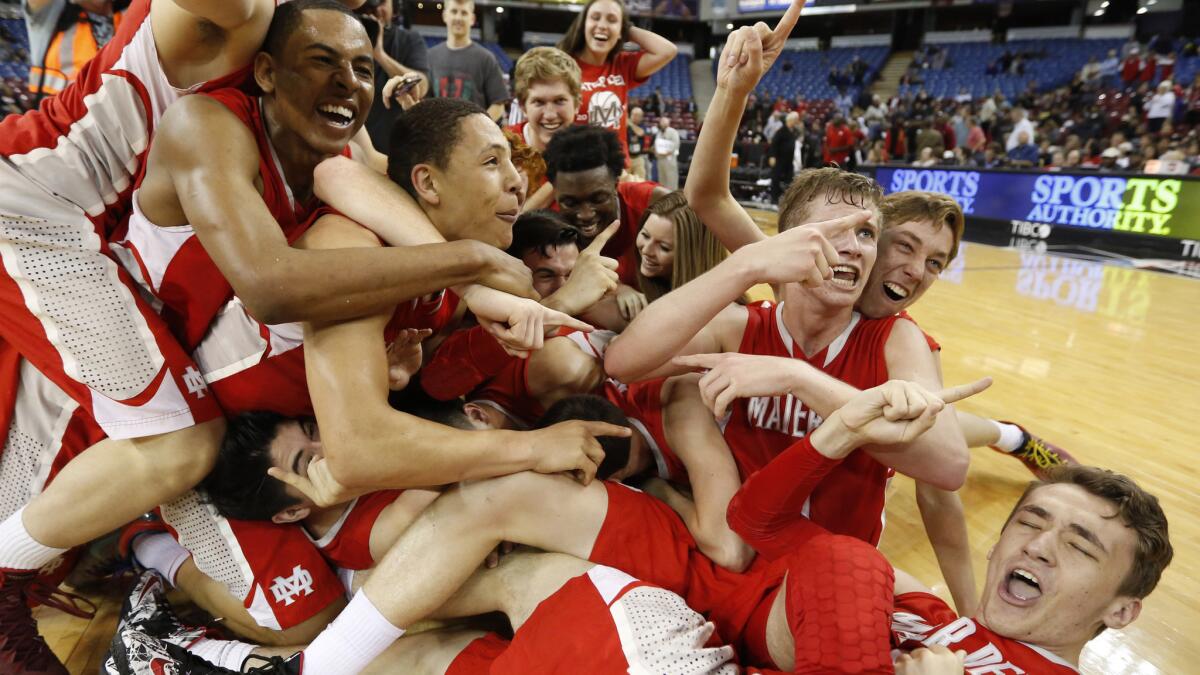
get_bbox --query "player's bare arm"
[684,0,803,253]
[914,480,978,615]
[150,0,274,87]
[297,214,623,490]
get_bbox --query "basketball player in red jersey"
[724,383,1171,674]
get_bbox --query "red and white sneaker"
[990,422,1078,480]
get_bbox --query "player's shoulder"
[296,210,382,251]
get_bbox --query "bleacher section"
[903,38,1125,99]
[754,46,889,102]
[0,14,31,113]
[631,53,692,102]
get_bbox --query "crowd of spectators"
[738,37,1200,179]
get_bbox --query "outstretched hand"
[894,647,968,675]
[386,328,433,391]
[825,378,993,455]
[717,0,805,96]
[673,352,803,418]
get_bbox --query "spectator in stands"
[884,116,908,162]
[24,0,125,101]
[1137,51,1157,85]
[954,86,972,104]
[768,111,800,204]
[558,0,677,160]
[360,0,430,149]
[1007,131,1039,167]
[864,95,886,139]
[1146,80,1176,134]
[823,115,854,166]
[1098,147,1121,173]
[935,113,956,150]
[979,93,999,134]
[865,139,886,164]
[915,118,945,159]
[627,106,649,179]
[762,110,783,142]
[1157,52,1175,84]
[913,146,936,167]
[1079,57,1101,91]
[1186,74,1200,128]
[428,0,509,120]
[835,87,853,117]
[1121,50,1141,88]
[965,114,985,155]
[1063,148,1082,169]
[982,142,1006,168]
[652,114,680,189]
[1099,49,1120,89]
[1047,150,1066,170]
[1005,107,1036,151]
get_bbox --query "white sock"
[131,532,191,586]
[188,638,256,670]
[0,507,68,571]
[991,421,1026,453]
[302,590,404,675]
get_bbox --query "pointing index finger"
[937,377,993,405]
[584,220,621,254]
[813,209,872,238]
[771,0,806,43]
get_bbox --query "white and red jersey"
[304,490,402,572]
[721,302,903,546]
[197,289,459,417]
[111,87,339,351]
[447,564,737,675]
[0,0,251,232]
[892,593,1080,675]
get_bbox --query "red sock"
[727,435,842,560]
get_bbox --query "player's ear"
[1102,596,1141,631]
[411,164,441,206]
[463,402,495,429]
[254,52,277,95]
[272,504,310,525]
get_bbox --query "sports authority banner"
[874,166,1199,240]
[871,166,1200,262]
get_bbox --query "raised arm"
[630,27,678,80]
[299,214,622,490]
[684,1,803,253]
[605,210,868,382]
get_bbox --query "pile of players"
[0,1,1173,674]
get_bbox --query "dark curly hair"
[543,125,625,183]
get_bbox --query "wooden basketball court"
[38,239,1199,673]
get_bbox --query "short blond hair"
[879,191,965,262]
[514,47,582,106]
[778,168,883,232]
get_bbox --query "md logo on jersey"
[270,565,314,606]
[588,90,624,129]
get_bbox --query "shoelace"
[242,653,296,673]
[0,571,59,667]
[24,578,97,619]
[1021,437,1062,470]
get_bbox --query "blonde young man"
[508,46,583,210]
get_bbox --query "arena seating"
[753,45,889,103]
[901,38,1124,99]
[0,16,29,82]
[631,52,692,102]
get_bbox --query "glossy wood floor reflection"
[41,241,1200,673]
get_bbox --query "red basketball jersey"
[112,88,335,350]
[892,593,1080,674]
[721,302,902,545]
[306,490,402,571]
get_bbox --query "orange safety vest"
[28,7,123,97]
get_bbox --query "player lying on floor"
[111,395,641,672]
[115,376,987,674]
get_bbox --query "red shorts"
[445,632,510,675]
[0,165,221,439]
[447,565,736,674]
[159,492,344,631]
[604,378,688,483]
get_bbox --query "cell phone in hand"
[395,77,421,96]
